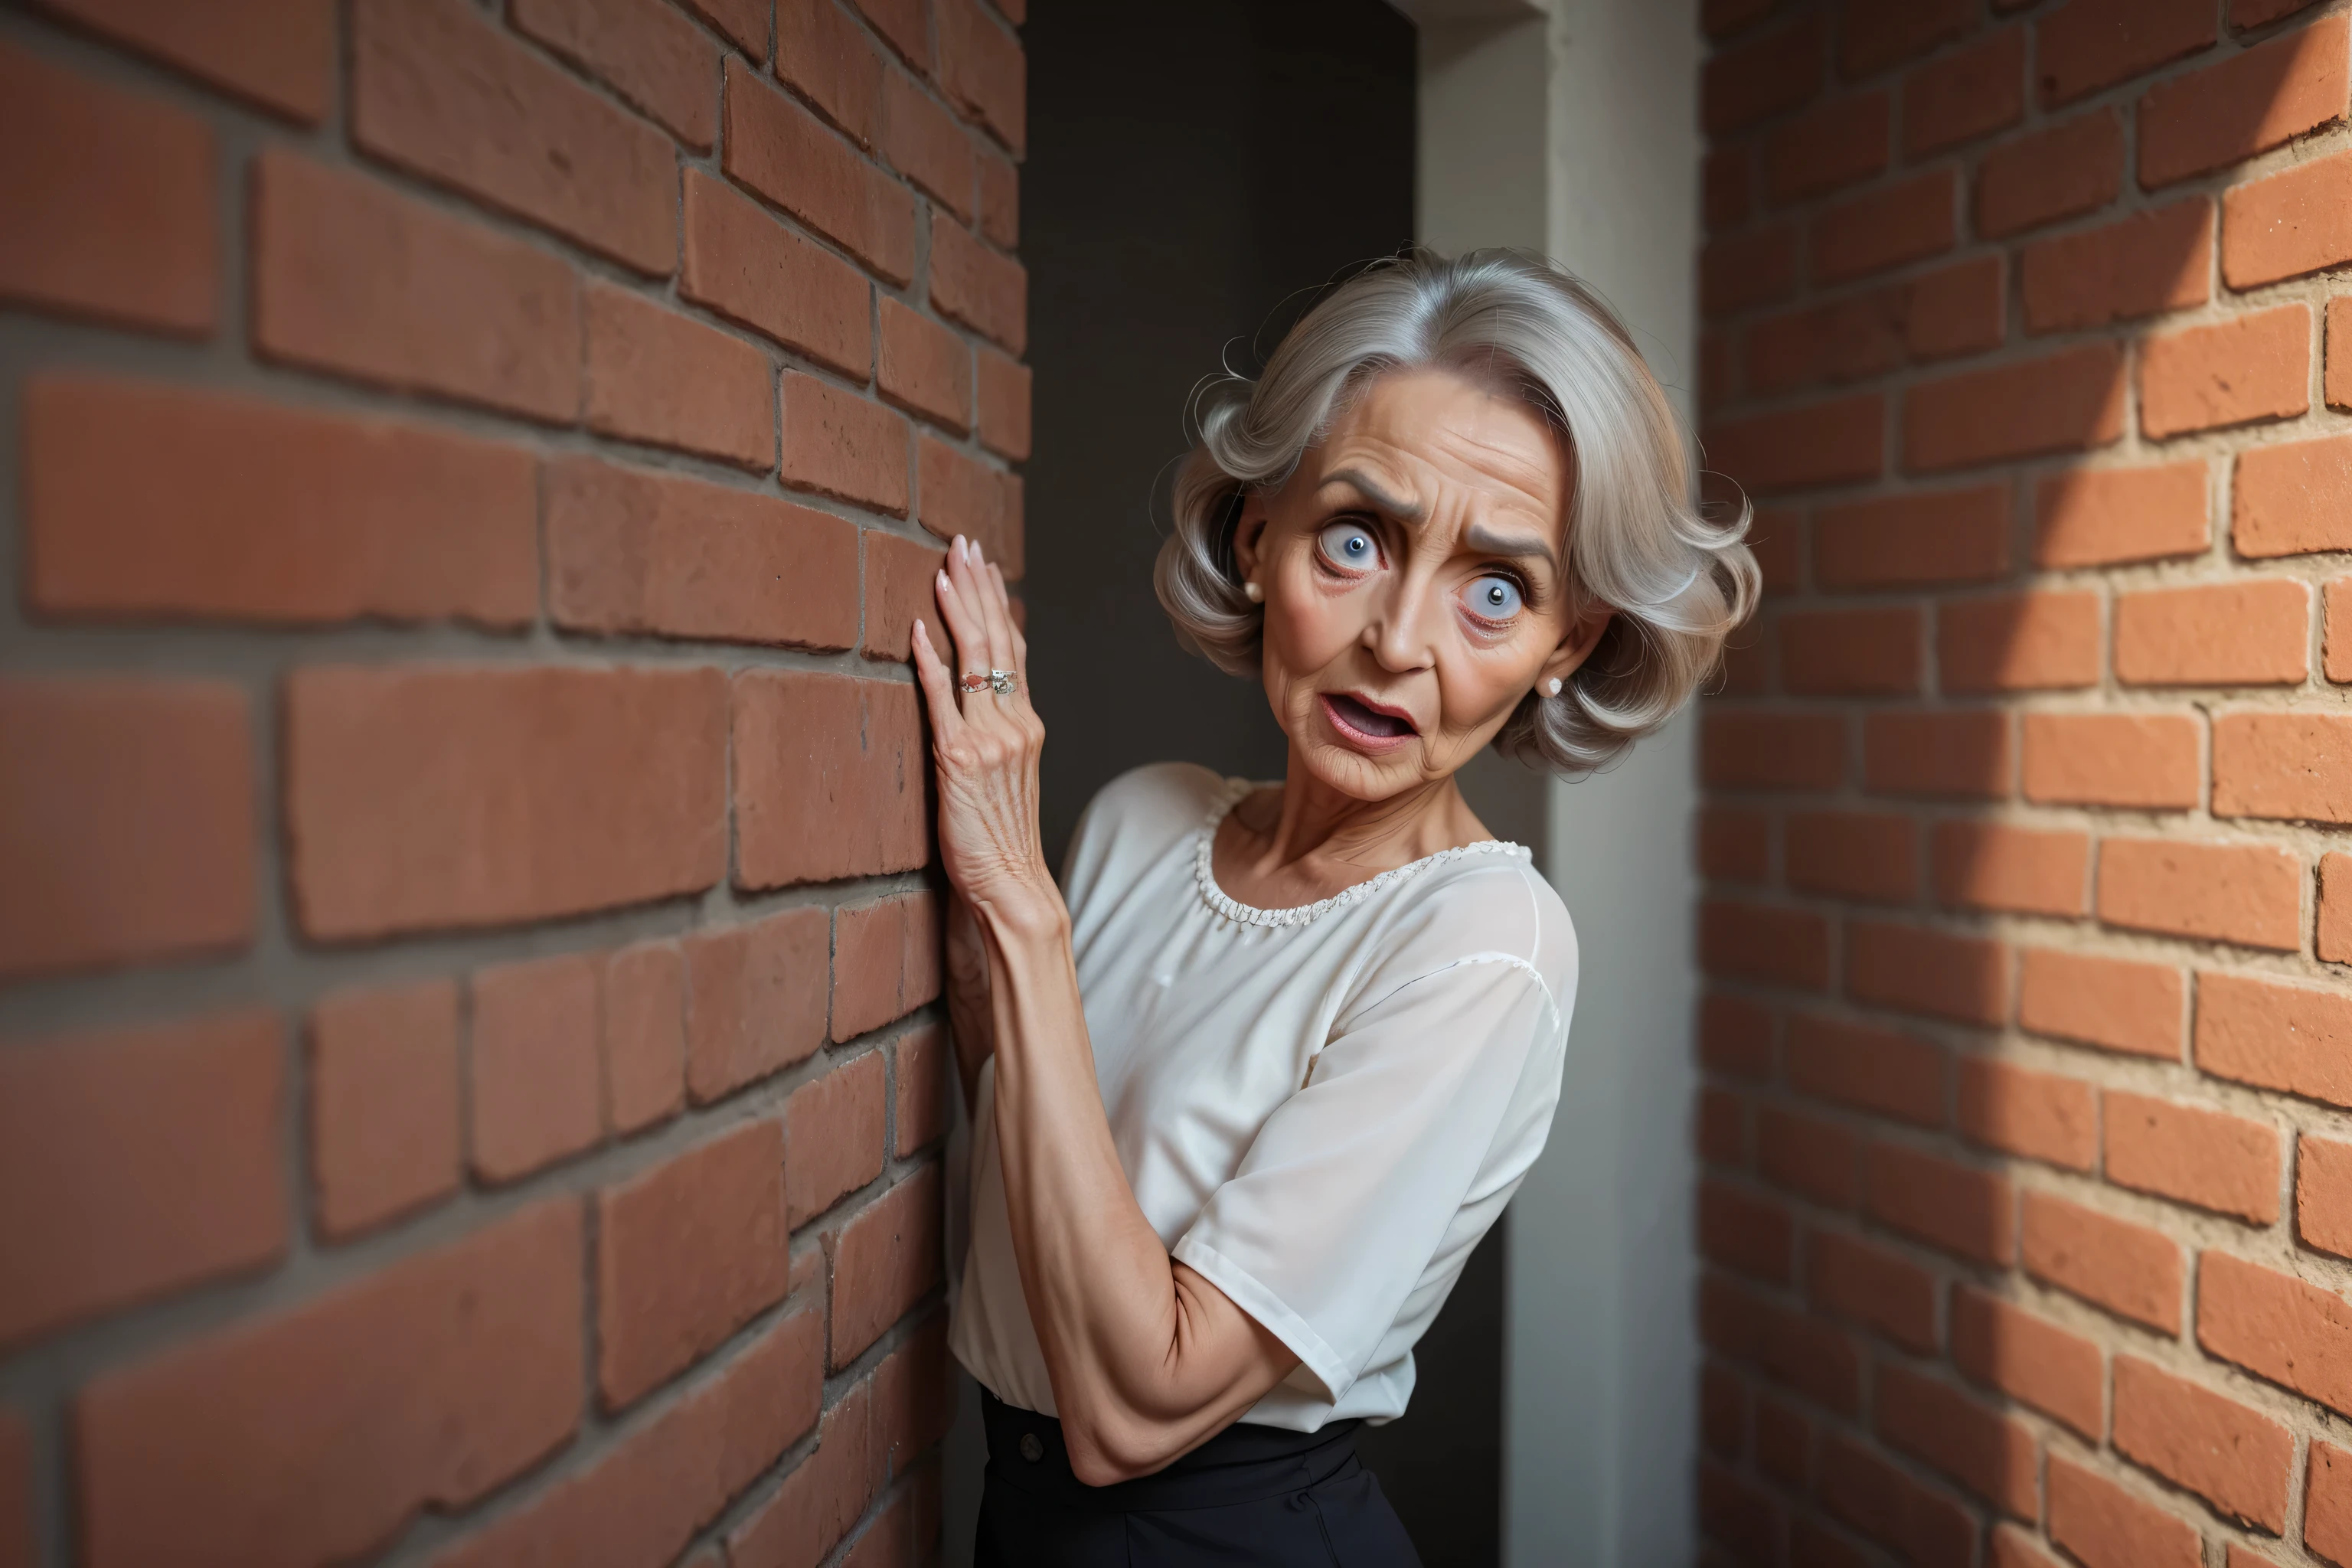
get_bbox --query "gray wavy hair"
[1154,248,1758,776]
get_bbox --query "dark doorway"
[1018,5,1504,1563]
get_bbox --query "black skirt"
[975,1390,1424,1567]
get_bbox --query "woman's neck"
[1217,742,1496,906]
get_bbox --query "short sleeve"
[1171,949,1563,1403]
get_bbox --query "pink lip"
[1318,692,1418,753]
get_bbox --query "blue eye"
[1465,575,1524,620]
[1316,522,1379,570]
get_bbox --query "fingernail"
[953,535,967,559]
[973,540,986,565]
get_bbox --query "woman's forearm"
[977,894,1293,1481]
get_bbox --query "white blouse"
[949,762,1576,1432]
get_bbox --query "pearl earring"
[1243,580,1264,603]
[1546,678,1563,697]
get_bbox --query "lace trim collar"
[1191,779,1530,929]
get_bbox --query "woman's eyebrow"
[1464,521,1559,571]
[1321,467,1426,521]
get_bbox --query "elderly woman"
[911,250,1755,1566]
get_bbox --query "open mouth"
[1321,691,1418,743]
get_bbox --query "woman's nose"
[1362,578,1439,672]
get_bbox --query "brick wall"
[0,0,1023,1563]
[1694,2,2352,1565]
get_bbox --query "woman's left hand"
[913,536,1059,927]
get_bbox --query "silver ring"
[988,669,1018,696]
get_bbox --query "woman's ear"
[1230,497,1269,585]
[1540,607,1615,692]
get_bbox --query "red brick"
[1704,147,1753,232]
[2215,711,2352,825]
[930,214,1027,354]
[2197,972,2352,1107]
[250,151,577,422]
[686,0,768,54]
[38,0,331,120]
[585,285,775,470]
[0,42,216,335]
[599,1121,788,1409]
[308,982,460,1240]
[1808,1229,1938,1352]
[828,1165,944,1367]
[1766,92,1890,204]
[1875,1363,2037,1517]
[1701,1276,1865,1414]
[1977,111,2124,238]
[2099,837,2301,949]
[2305,1135,2352,1256]
[1698,1088,1747,1166]
[1779,608,1919,695]
[975,147,1018,247]
[2324,851,2352,961]
[547,456,858,649]
[879,302,972,431]
[1991,1525,2067,1568]
[1703,710,1847,791]
[1700,1362,1746,1457]
[24,375,538,629]
[851,0,929,67]
[1959,1057,2096,1169]
[2333,295,2352,411]
[681,909,831,1103]
[1701,994,1779,1079]
[2020,712,2200,810]
[1864,709,2011,799]
[2236,0,2327,24]
[1816,1430,1978,1563]
[1699,1180,1794,1282]
[863,530,948,661]
[2020,199,2213,337]
[2106,1090,2281,1224]
[2022,1191,2180,1331]
[603,942,687,1135]
[1814,486,2007,591]
[514,0,717,148]
[2235,431,2352,558]
[726,1377,879,1568]
[1951,1286,2104,1438]
[77,1201,583,1568]
[1811,168,1956,286]
[1702,226,1799,317]
[882,69,975,218]
[726,58,916,283]
[1786,1012,1945,1125]
[1939,591,2102,694]
[1846,920,2007,1025]
[470,954,603,1184]
[2332,577,2352,681]
[917,438,1024,576]
[938,0,1024,151]
[732,672,927,888]
[2140,14,2350,187]
[779,373,913,515]
[1700,900,1831,990]
[2141,305,2311,439]
[286,665,727,940]
[1934,822,2089,917]
[874,1312,956,1477]
[0,1011,283,1348]
[834,891,944,1040]
[2045,1454,2202,1568]
[1903,26,2026,158]
[1868,1142,2013,1264]
[2037,0,2216,106]
[894,1023,950,1158]
[2199,1250,2352,1418]
[2223,148,2352,287]
[1840,0,1972,77]
[1697,806,1770,884]
[1758,1105,1859,1207]
[2017,948,2184,1058]
[1704,18,1824,134]
[975,348,1031,461]
[351,0,675,273]
[2035,460,2209,568]
[1697,1462,1780,1561]
[1743,291,1907,396]
[2310,1441,2352,1568]
[681,168,871,378]
[1706,394,1883,494]
[1905,342,2125,471]
[776,0,885,145]
[0,677,255,980]
[1783,812,1913,903]
[839,1467,942,1568]
[786,1054,887,1229]
[2115,580,2310,686]
[436,1308,822,1568]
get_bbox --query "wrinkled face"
[1233,368,1610,803]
